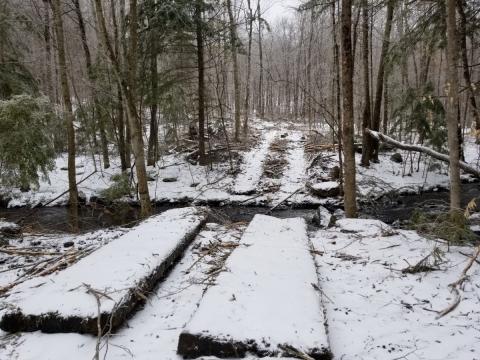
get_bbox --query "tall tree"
[457,0,480,131]
[146,5,159,166]
[341,0,357,218]
[360,0,372,167]
[257,1,264,118]
[370,0,394,162]
[51,0,79,230]
[243,0,254,136]
[445,0,461,210]
[72,0,110,169]
[93,0,152,216]
[195,0,207,165]
[226,0,241,141]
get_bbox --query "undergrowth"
[99,173,132,202]
[409,209,478,245]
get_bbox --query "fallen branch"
[0,247,62,257]
[437,245,480,319]
[266,187,303,214]
[367,129,480,178]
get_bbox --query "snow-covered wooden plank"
[177,214,331,359]
[0,207,207,335]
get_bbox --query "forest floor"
[0,210,479,359]
[1,119,478,210]
[1,121,480,359]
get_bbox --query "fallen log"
[177,215,331,359]
[367,129,480,178]
[0,207,207,335]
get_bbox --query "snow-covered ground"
[1,122,480,210]
[312,218,480,360]
[0,213,479,359]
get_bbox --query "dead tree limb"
[367,129,480,178]
[437,245,480,319]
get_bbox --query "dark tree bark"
[370,0,394,162]
[42,0,53,103]
[445,0,461,210]
[226,0,241,141]
[110,0,128,171]
[257,1,264,118]
[360,0,372,167]
[51,0,79,231]
[195,0,207,165]
[457,0,480,130]
[147,28,159,166]
[341,0,357,218]
[243,0,254,136]
[332,0,344,194]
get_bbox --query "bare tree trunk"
[243,0,253,136]
[370,0,394,162]
[332,0,344,194]
[195,0,207,165]
[383,74,389,134]
[226,0,241,141]
[147,30,158,166]
[306,8,315,131]
[257,1,264,119]
[457,0,480,130]
[51,0,79,231]
[445,0,461,210]
[42,0,54,102]
[360,0,371,167]
[341,0,357,218]
[93,0,151,216]
[73,0,110,169]
[110,0,128,171]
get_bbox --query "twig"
[437,245,480,319]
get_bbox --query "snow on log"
[367,129,480,178]
[0,207,207,335]
[177,214,331,359]
[307,181,340,197]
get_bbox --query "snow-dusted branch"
[367,129,480,178]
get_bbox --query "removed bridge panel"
[177,214,331,359]
[0,207,207,335]
[233,130,277,195]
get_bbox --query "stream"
[1,182,479,234]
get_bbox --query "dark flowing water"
[1,183,479,233]
[0,203,317,233]
[365,182,480,224]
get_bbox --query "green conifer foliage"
[0,95,56,188]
